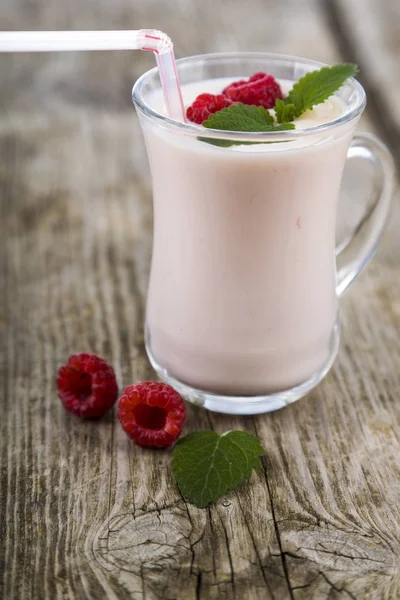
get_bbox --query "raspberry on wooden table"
[57,353,118,419]
[222,72,283,109]
[117,382,186,448]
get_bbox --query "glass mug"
[132,53,394,415]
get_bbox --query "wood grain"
[326,0,400,170]
[1,0,400,598]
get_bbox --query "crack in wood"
[249,414,295,600]
[234,493,277,599]
[319,571,358,599]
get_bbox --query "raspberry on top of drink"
[186,72,283,124]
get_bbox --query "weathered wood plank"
[0,112,287,599]
[1,0,400,599]
[326,0,400,168]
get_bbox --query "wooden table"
[1,1,400,598]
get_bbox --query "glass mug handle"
[336,133,395,296]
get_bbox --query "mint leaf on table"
[171,430,264,508]
[284,63,358,117]
[274,99,297,124]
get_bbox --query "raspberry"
[117,382,186,448]
[57,353,118,418]
[186,93,232,124]
[223,72,283,109]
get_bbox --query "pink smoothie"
[142,79,354,395]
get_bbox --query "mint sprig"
[201,103,294,147]
[197,63,358,144]
[274,99,297,124]
[203,102,294,132]
[283,63,358,118]
[171,430,264,507]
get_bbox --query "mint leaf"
[274,99,297,124]
[200,103,294,147]
[198,137,271,148]
[203,102,294,133]
[171,430,264,507]
[285,63,358,117]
